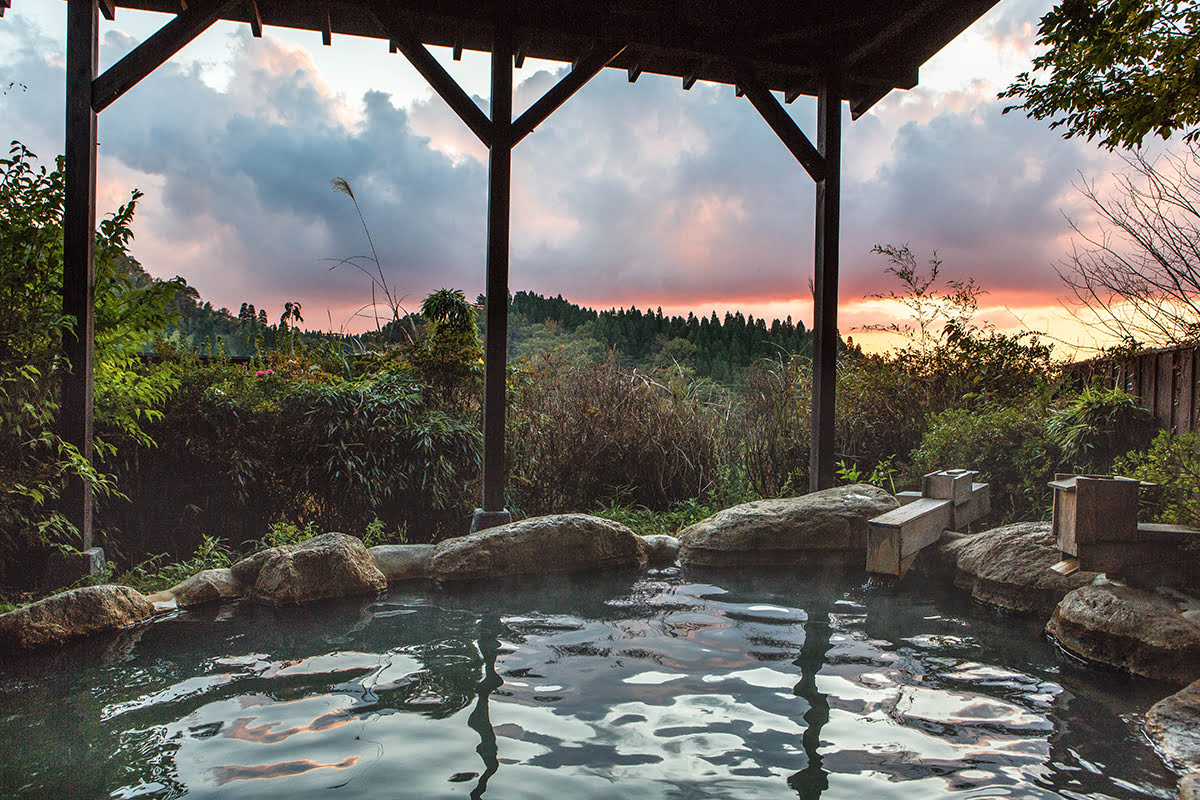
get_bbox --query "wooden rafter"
[370,3,493,147]
[92,0,242,112]
[510,43,626,146]
[738,73,824,182]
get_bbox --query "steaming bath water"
[0,569,1179,798]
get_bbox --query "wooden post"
[63,0,98,548]
[809,73,841,492]
[477,21,514,527]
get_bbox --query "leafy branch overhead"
[1000,0,1200,150]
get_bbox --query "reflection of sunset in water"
[224,710,356,744]
[213,756,360,784]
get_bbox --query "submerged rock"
[250,533,387,605]
[370,544,435,582]
[1147,679,1200,772]
[639,534,681,568]
[431,514,643,581]
[0,585,154,651]
[677,484,898,568]
[165,568,243,608]
[1047,583,1200,684]
[944,522,1097,613]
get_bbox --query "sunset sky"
[0,0,1173,355]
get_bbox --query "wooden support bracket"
[99,0,116,21]
[321,7,332,45]
[370,4,493,147]
[248,0,262,37]
[93,0,242,113]
[627,64,642,83]
[510,43,626,146]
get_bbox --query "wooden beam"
[867,498,953,576]
[850,85,893,120]
[734,85,744,98]
[370,3,493,147]
[785,88,801,104]
[93,0,240,112]
[482,21,514,515]
[740,75,824,182]
[510,44,626,146]
[514,47,525,68]
[453,39,463,61]
[99,0,115,21]
[321,7,331,46]
[64,0,99,548]
[0,0,11,18]
[682,74,697,90]
[627,64,641,83]
[809,73,841,491]
[248,0,261,37]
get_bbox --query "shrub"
[0,142,177,586]
[738,354,811,496]
[508,356,725,514]
[910,404,1058,522]
[1047,383,1154,472]
[1115,431,1200,527]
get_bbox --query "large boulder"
[1146,679,1200,772]
[943,522,1098,613]
[1047,582,1200,684]
[165,568,244,608]
[249,533,387,604]
[0,585,154,651]
[370,544,435,582]
[431,514,643,582]
[677,485,898,568]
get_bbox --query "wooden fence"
[1066,344,1200,437]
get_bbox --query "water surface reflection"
[0,569,1179,799]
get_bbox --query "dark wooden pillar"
[809,74,841,492]
[477,22,514,526]
[63,0,99,547]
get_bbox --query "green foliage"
[409,288,482,401]
[1115,430,1200,526]
[112,534,236,595]
[1000,0,1200,149]
[835,456,898,495]
[911,405,1058,523]
[261,519,320,549]
[0,142,176,581]
[1048,383,1153,471]
[593,489,757,538]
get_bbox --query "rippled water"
[0,568,1180,799]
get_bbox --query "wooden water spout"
[867,469,989,578]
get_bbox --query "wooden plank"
[1182,347,1197,436]
[897,491,922,506]
[808,73,840,491]
[1140,353,1154,410]
[1156,351,1174,429]
[950,482,989,529]
[867,497,952,576]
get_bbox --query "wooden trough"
[867,469,989,577]
[1050,473,1200,588]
